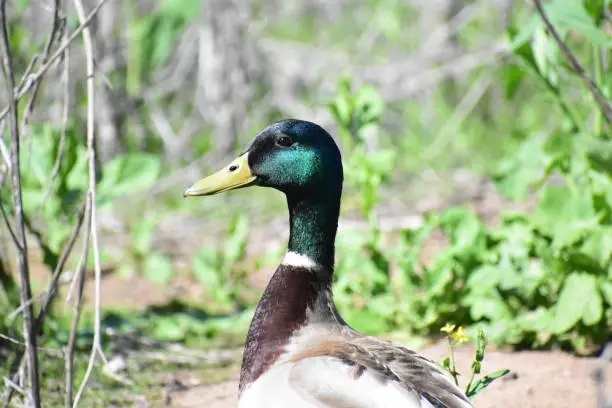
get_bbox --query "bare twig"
[0,199,22,253]
[533,0,612,124]
[71,0,106,405]
[23,0,65,126]
[2,378,25,397]
[0,0,109,123]
[65,195,91,408]
[34,199,87,330]
[0,120,10,169]
[0,333,64,357]
[40,33,71,210]
[2,198,87,408]
[16,54,39,91]
[0,2,41,407]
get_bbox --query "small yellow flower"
[440,323,456,334]
[451,326,469,344]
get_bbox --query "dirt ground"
[165,342,611,408]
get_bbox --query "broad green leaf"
[550,272,602,333]
[143,253,174,284]
[580,227,612,267]
[163,0,201,19]
[545,0,612,47]
[97,153,162,204]
[224,212,249,267]
[600,280,612,306]
[355,84,384,127]
[587,141,612,178]
[466,293,512,321]
[533,185,599,249]
[515,308,552,332]
[192,246,220,287]
[494,136,551,200]
[440,207,485,254]
[151,316,186,341]
[508,15,541,52]
[583,0,607,24]
[466,266,502,293]
[66,146,89,191]
[582,284,603,326]
[501,63,525,99]
[533,26,560,86]
[425,265,453,296]
[132,216,159,255]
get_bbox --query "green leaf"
[354,84,384,128]
[143,253,174,284]
[494,136,551,200]
[162,0,201,20]
[600,280,612,306]
[223,212,249,268]
[132,216,159,255]
[97,154,161,204]
[508,16,541,53]
[580,227,612,266]
[533,26,560,86]
[466,266,502,293]
[151,316,186,341]
[192,246,220,287]
[550,272,602,333]
[545,0,612,47]
[533,185,599,249]
[583,0,606,24]
[467,369,510,398]
[344,307,390,335]
[501,63,525,99]
[440,207,485,255]
[465,293,512,321]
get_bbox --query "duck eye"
[276,135,294,148]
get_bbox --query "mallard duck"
[184,119,472,408]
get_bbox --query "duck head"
[183,119,343,198]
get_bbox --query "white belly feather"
[239,356,437,408]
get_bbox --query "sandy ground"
[166,343,611,408]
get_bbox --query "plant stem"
[465,367,478,396]
[447,338,459,386]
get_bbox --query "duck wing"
[239,336,472,408]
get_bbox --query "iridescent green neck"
[286,190,340,272]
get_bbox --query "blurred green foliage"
[326,0,612,354]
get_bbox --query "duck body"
[184,120,473,408]
[237,259,471,408]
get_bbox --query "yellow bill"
[183,153,256,197]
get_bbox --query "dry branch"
[0,0,109,123]
[65,196,91,408]
[0,2,41,406]
[22,0,65,126]
[71,0,107,405]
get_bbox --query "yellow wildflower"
[440,323,456,334]
[451,326,469,344]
